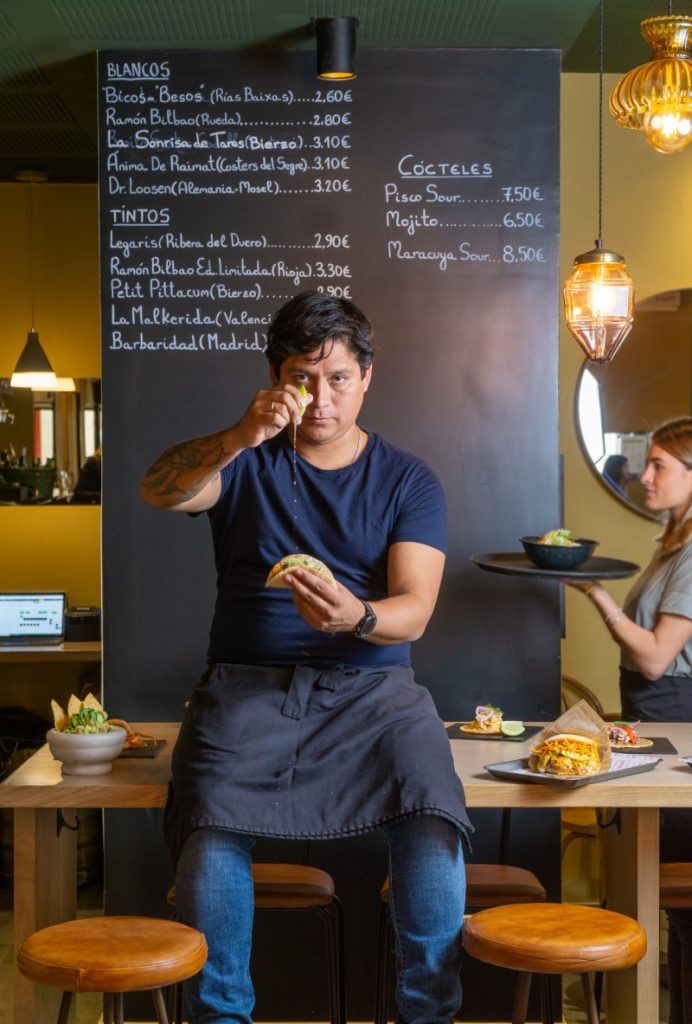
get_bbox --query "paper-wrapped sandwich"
[265,553,337,589]
[530,732,601,776]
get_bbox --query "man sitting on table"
[141,290,471,1024]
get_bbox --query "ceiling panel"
[52,0,257,45]
[562,0,658,72]
[0,0,672,182]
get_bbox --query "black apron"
[164,662,472,865]
[620,667,692,861]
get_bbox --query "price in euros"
[502,245,546,264]
[315,262,352,278]
[317,285,352,298]
[313,179,351,193]
[311,135,351,149]
[314,89,353,103]
[312,155,350,171]
[314,233,350,249]
[502,211,543,228]
[311,112,351,126]
[501,186,544,202]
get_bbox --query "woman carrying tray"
[566,416,692,1024]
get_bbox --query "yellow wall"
[0,184,100,379]
[0,184,100,607]
[560,74,692,712]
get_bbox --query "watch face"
[356,602,376,637]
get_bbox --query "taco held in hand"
[530,733,602,776]
[265,553,337,589]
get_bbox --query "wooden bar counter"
[2,721,692,1023]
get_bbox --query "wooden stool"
[374,863,546,1024]
[462,902,647,1024]
[660,862,692,909]
[168,861,346,1024]
[17,915,207,1024]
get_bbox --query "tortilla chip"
[83,692,105,715]
[67,694,82,718]
[50,699,69,731]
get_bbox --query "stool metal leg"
[580,972,600,1024]
[539,974,556,1024]
[103,992,114,1024]
[56,991,73,1024]
[114,992,125,1024]
[317,905,338,1024]
[332,895,347,1024]
[511,971,532,1024]
[163,981,183,1024]
[374,902,391,1024]
[314,898,347,1024]
[173,980,183,1024]
[152,986,172,1024]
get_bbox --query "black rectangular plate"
[446,723,542,743]
[612,736,677,755]
[484,755,661,787]
[118,738,166,759]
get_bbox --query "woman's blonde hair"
[652,417,692,554]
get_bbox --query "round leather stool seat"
[167,862,336,910]
[660,862,692,909]
[463,902,646,974]
[17,915,208,993]
[464,903,646,1024]
[380,863,546,909]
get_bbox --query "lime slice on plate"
[500,721,526,737]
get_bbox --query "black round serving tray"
[471,552,640,581]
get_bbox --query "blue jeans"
[175,815,465,1024]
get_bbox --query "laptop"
[0,592,66,646]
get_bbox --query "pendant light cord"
[597,0,604,246]
[28,180,35,330]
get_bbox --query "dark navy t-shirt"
[206,431,447,667]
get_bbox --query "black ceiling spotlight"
[314,17,358,80]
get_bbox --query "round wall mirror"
[575,288,692,520]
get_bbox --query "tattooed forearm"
[141,430,238,507]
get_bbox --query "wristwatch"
[354,600,377,639]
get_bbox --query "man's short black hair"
[266,291,374,378]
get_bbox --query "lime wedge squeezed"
[500,721,526,737]
[298,383,308,413]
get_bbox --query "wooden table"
[0,722,174,1023]
[2,720,692,1024]
[0,641,101,663]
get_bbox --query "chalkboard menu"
[99,49,560,1021]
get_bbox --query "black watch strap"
[354,600,377,638]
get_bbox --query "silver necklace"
[351,427,362,465]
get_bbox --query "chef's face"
[641,443,692,522]
[274,340,371,445]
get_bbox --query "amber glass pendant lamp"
[563,0,635,363]
[610,5,692,154]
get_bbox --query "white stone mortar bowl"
[46,726,126,775]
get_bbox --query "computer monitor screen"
[0,592,66,643]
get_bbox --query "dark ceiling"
[0,0,668,183]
